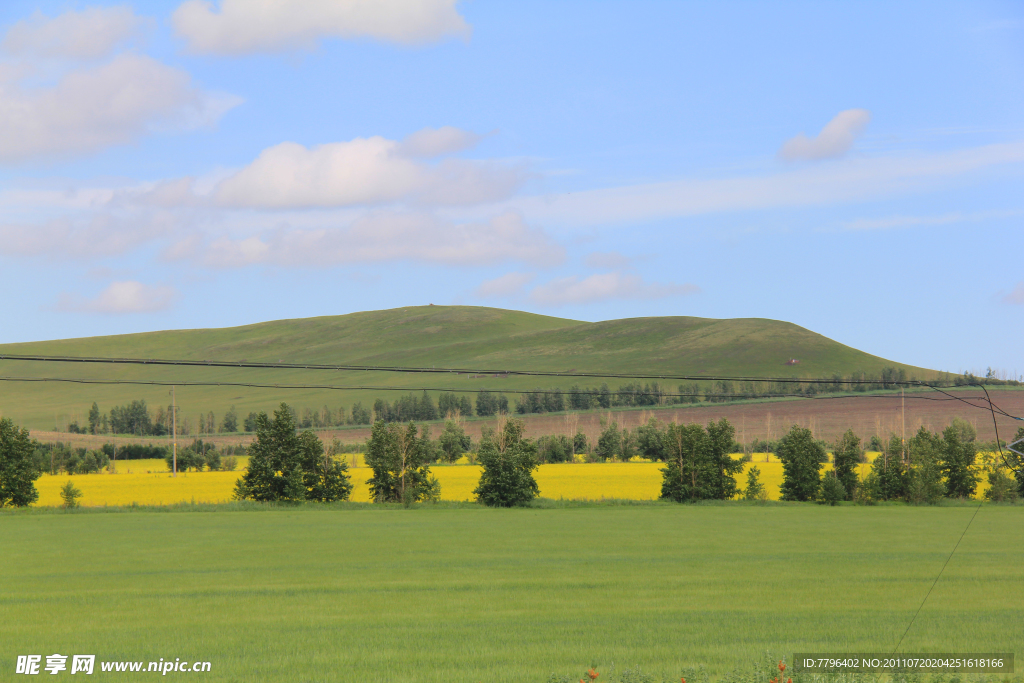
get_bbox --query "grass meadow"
[1,505,1021,682]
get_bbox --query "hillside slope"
[0,306,935,430]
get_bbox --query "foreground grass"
[1,505,1021,682]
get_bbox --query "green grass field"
[0,305,936,431]
[2,503,1020,682]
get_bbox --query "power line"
[0,352,994,387]
[0,374,1010,405]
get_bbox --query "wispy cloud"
[843,209,1022,231]
[57,281,177,314]
[1002,282,1024,305]
[778,109,871,161]
[512,141,1024,228]
[2,6,148,59]
[584,251,633,269]
[172,0,470,55]
[168,211,564,269]
[529,272,699,306]
[214,132,521,209]
[0,7,241,164]
[475,272,535,298]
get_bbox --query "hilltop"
[0,306,935,431]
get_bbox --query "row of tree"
[232,405,538,507]
[61,364,1020,437]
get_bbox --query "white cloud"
[1003,282,1024,305]
[57,281,177,314]
[778,109,871,161]
[2,6,147,60]
[529,272,699,306]
[584,251,633,269]
[843,209,1022,231]
[173,0,470,55]
[398,126,482,158]
[0,213,173,258]
[475,272,535,298]
[171,211,564,268]
[0,53,241,162]
[513,141,1024,228]
[215,136,522,209]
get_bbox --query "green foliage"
[741,466,766,501]
[365,421,435,503]
[234,403,352,503]
[777,425,824,501]
[474,390,508,417]
[596,420,623,460]
[1012,426,1024,497]
[473,418,539,507]
[437,419,471,463]
[221,455,238,471]
[867,435,907,501]
[819,471,846,505]
[907,426,944,504]
[220,406,238,433]
[832,429,862,500]
[635,417,668,461]
[87,402,101,435]
[536,434,573,463]
[0,418,40,507]
[59,480,82,509]
[660,419,742,502]
[940,418,978,498]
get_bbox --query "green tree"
[0,418,40,507]
[595,420,622,460]
[819,471,846,505]
[660,419,742,502]
[742,466,766,501]
[940,418,978,499]
[832,429,862,500]
[220,406,238,433]
[438,419,471,463]
[365,420,434,503]
[233,403,351,502]
[87,402,101,435]
[869,435,908,501]
[60,480,82,509]
[474,418,539,507]
[906,427,944,504]
[778,425,824,502]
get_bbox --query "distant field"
[0,305,938,431]
[1,505,1021,682]
[37,455,1016,508]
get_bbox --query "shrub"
[819,472,846,505]
[221,456,238,471]
[742,466,766,501]
[60,480,83,509]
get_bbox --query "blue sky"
[1,1,1022,376]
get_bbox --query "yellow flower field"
[30,453,994,507]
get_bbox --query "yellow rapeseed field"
[31,452,997,507]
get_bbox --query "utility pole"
[901,386,906,465]
[171,386,177,477]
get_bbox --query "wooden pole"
[172,386,177,477]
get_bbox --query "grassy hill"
[0,305,936,431]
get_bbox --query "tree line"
[57,365,1023,438]
[3,407,1023,508]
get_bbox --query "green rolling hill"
[0,305,937,431]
